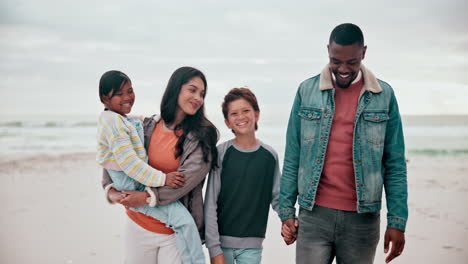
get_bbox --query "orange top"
[126,120,182,234]
[147,120,181,173]
[126,210,175,234]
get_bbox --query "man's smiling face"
[328,41,367,88]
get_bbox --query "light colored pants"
[108,169,205,264]
[221,248,262,264]
[296,205,380,264]
[124,216,182,264]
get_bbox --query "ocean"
[1,115,467,157]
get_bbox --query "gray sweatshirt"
[204,139,280,258]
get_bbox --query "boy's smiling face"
[225,98,259,136]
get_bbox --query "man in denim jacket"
[279,23,407,264]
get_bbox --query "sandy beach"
[1,153,467,263]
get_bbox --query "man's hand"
[210,254,226,264]
[120,190,149,208]
[165,172,185,188]
[384,228,405,263]
[108,187,127,203]
[281,218,299,245]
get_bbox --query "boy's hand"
[281,218,299,245]
[165,172,185,188]
[210,254,226,264]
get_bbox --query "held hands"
[107,187,150,208]
[107,171,184,209]
[165,171,185,188]
[120,190,149,208]
[281,217,405,262]
[210,254,226,264]
[108,187,127,203]
[384,228,405,263]
[281,218,299,245]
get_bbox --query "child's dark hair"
[160,66,219,169]
[99,70,131,103]
[222,88,260,133]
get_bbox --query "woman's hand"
[108,187,127,203]
[120,190,149,208]
[210,254,226,264]
[165,171,185,188]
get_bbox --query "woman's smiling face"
[176,76,205,117]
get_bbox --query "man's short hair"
[329,23,364,47]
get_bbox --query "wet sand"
[1,153,467,263]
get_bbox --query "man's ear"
[362,45,367,60]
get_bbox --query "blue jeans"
[296,205,380,264]
[222,248,262,264]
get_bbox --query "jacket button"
[375,115,379,120]
[355,160,361,163]
[308,113,312,118]
[316,159,321,163]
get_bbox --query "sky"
[1,0,468,123]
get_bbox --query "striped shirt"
[96,110,165,187]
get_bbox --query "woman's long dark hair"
[160,66,218,168]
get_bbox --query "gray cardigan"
[102,114,212,240]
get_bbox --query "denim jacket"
[279,65,408,231]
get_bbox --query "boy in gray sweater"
[204,88,280,264]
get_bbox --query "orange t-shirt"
[126,120,181,234]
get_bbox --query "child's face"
[224,98,259,136]
[102,81,135,115]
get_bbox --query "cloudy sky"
[1,0,468,122]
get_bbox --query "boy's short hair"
[222,88,260,131]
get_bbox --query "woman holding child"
[99,66,218,264]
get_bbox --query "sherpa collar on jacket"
[319,64,383,93]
